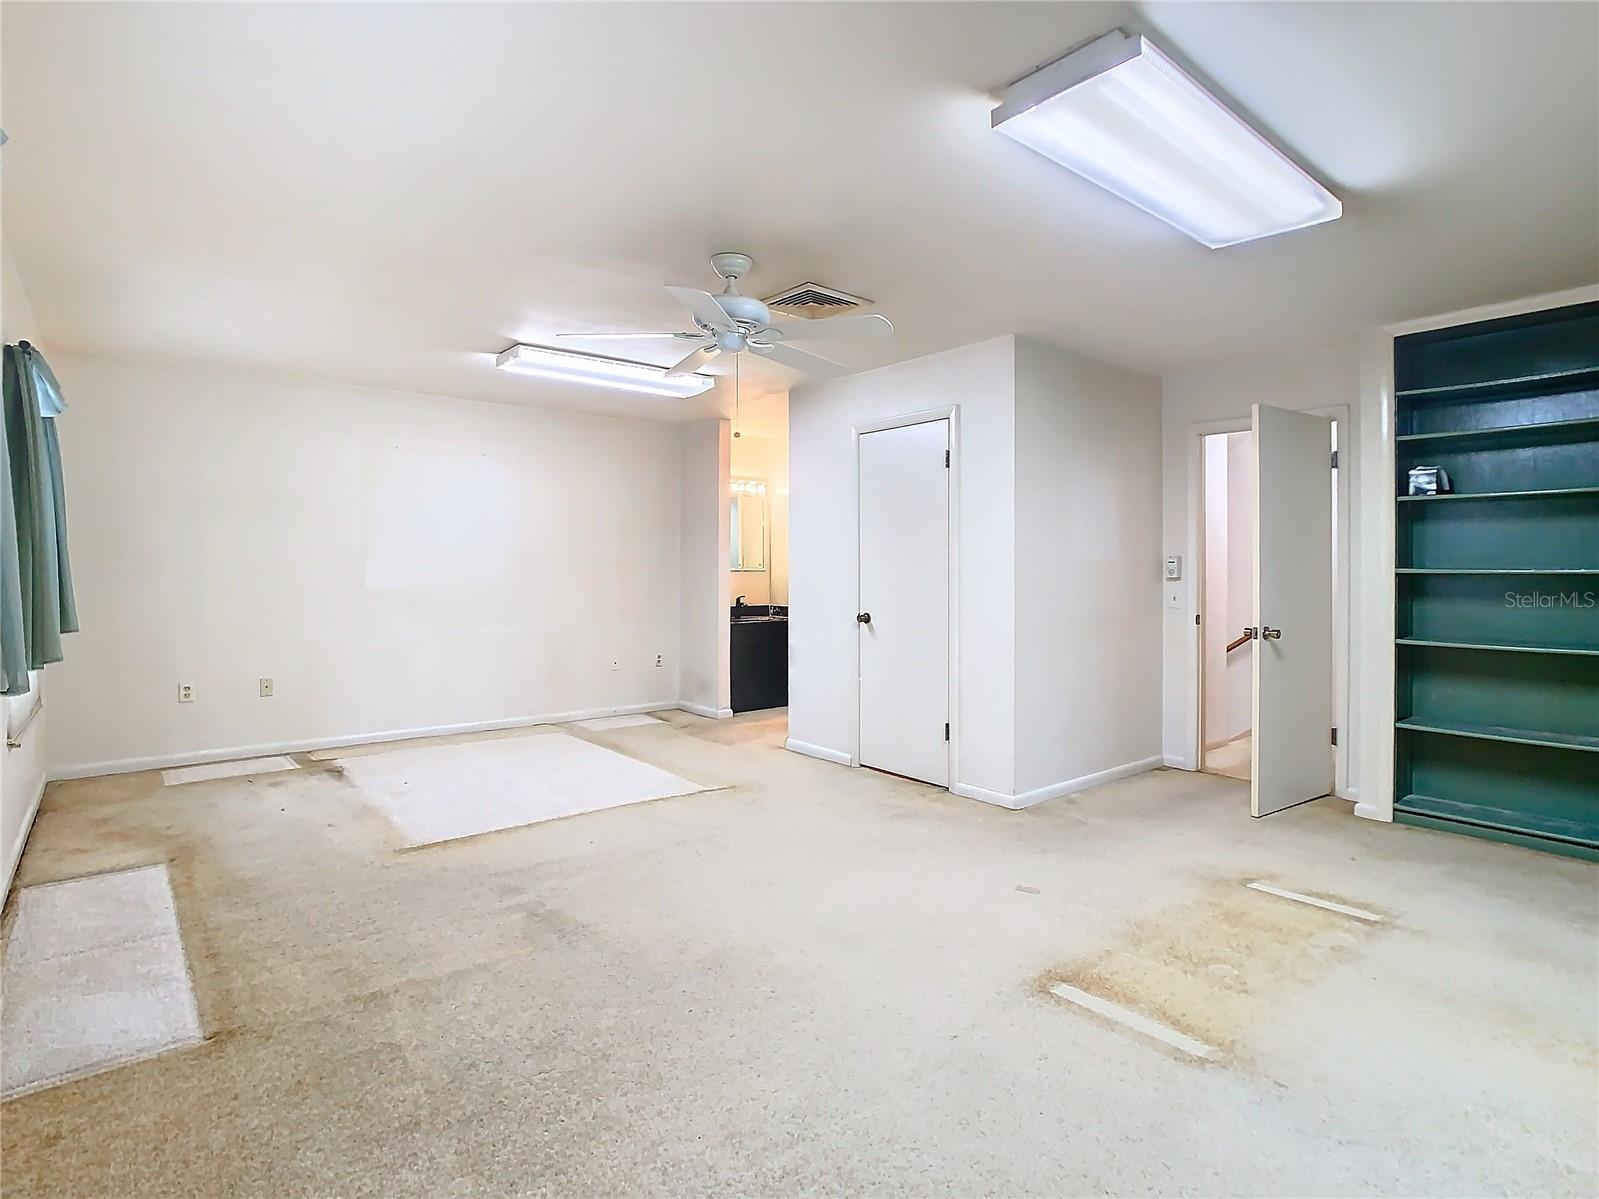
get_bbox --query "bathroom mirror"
[730,482,766,572]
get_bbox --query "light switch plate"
[1164,555,1182,581]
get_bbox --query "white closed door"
[858,419,950,786]
[1251,403,1334,816]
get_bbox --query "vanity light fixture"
[991,30,1341,248]
[494,343,714,398]
[730,479,766,496]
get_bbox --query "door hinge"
[944,722,950,742]
[1330,727,1338,746]
[944,449,950,468]
[1330,449,1339,469]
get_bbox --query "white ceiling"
[3,2,1595,424]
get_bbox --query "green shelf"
[1394,300,1599,860]
[1396,366,1599,402]
[1396,567,1599,575]
[1396,717,1599,754]
[1398,486,1599,503]
[1397,415,1599,450]
[1396,638,1599,657]
[1395,794,1599,855]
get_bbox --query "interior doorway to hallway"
[1198,412,1339,811]
[1200,430,1256,782]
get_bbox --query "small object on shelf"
[1407,465,1451,496]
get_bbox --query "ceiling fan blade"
[752,342,848,380]
[764,313,894,341]
[554,332,692,340]
[666,345,718,377]
[666,286,735,333]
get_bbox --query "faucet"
[735,595,748,607]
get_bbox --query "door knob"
[857,612,872,624]
[1261,626,1283,640]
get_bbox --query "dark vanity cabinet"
[730,607,788,713]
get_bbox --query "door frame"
[851,406,960,789]
[1189,404,1351,801]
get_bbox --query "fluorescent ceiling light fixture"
[495,343,714,397]
[992,30,1341,248]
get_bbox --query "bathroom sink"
[730,605,787,623]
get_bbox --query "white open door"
[858,418,950,786]
[1251,404,1334,816]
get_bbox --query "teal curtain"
[2,342,77,697]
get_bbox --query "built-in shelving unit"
[1393,300,1599,861]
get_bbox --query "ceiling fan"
[556,252,893,380]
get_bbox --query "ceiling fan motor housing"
[716,291,771,330]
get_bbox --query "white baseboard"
[783,738,851,766]
[950,781,1024,810]
[2,772,48,903]
[677,702,733,720]
[1162,753,1195,770]
[48,700,682,781]
[1353,799,1391,823]
[954,755,1165,811]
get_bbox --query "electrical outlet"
[655,654,664,668]
[259,677,274,698]
[179,683,195,704]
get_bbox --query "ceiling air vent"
[761,282,869,319]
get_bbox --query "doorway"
[1200,430,1255,781]
[1198,407,1340,815]
[856,415,951,787]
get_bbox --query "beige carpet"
[1205,732,1252,781]
[1,714,1594,1197]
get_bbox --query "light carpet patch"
[336,732,711,847]
[162,755,297,786]
[1,865,203,1099]
[570,714,665,731]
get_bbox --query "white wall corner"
[678,702,733,721]
[950,781,1029,811]
[783,738,851,766]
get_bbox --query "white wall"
[788,337,1016,791]
[2,234,50,895]
[789,334,1162,804]
[1161,343,1360,792]
[44,352,686,775]
[1012,337,1162,798]
[679,418,730,718]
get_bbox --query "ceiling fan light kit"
[991,29,1341,248]
[494,343,714,397]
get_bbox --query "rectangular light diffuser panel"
[495,344,714,397]
[992,31,1341,248]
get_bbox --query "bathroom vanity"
[730,604,788,713]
